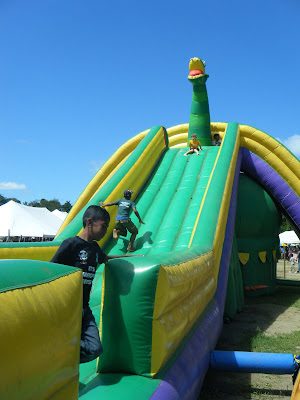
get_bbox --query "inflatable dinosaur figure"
[188,57,212,146]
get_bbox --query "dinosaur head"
[188,57,208,84]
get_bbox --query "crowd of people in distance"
[0,236,54,242]
[281,245,300,273]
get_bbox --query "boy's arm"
[50,239,72,265]
[133,207,145,224]
[106,254,144,259]
[96,252,141,271]
[100,201,116,207]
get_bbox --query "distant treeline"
[0,194,72,213]
[280,215,293,233]
[0,193,293,231]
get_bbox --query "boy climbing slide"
[100,189,145,252]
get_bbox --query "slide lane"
[79,123,241,397]
[79,143,222,391]
[104,145,220,256]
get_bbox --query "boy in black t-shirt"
[100,189,145,252]
[51,205,135,363]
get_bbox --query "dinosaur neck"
[188,75,212,146]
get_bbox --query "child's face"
[90,218,109,241]
[192,136,197,141]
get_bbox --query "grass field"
[199,261,300,400]
[277,259,300,282]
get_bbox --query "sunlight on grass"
[250,328,300,354]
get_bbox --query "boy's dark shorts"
[115,219,138,236]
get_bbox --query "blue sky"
[1,0,299,205]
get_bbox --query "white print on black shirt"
[82,266,96,285]
[83,272,95,279]
[79,250,88,264]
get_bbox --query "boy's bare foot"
[127,246,135,252]
[113,229,118,240]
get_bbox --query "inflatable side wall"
[0,260,82,400]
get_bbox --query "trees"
[38,199,61,212]
[280,215,293,233]
[28,198,73,212]
[0,194,21,206]
[61,201,72,213]
[0,194,72,212]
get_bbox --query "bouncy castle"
[0,57,299,399]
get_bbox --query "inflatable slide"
[0,57,299,399]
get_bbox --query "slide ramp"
[78,122,241,398]
[0,122,299,400]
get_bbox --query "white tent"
[0,200,64,238]
[279,230,300,245]
[52,209,68,221]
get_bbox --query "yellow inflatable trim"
[212,126,240,279]
[57,129,150,236]
[259,251,267,263]
[0,245,59,262]
[0,270,82,400]
[96,127,167,247]
[151,266,215,374]
[239,253,250,265]
[291,364,300,400]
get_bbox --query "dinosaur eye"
[202,60,206,67]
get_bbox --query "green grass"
[200,286,300,399]
[247,286,300,309]
[247,328,300,354]
[240,287,300,354]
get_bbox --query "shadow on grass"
[200,285,300,399]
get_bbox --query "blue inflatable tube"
[210,351,297,374]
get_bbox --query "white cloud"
[0,182,27,190]
[89,160,104,174]
[278,134,300,158]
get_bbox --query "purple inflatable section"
[241,148,300,229]
[150,151,242,400]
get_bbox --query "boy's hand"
[100,201,104,207]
